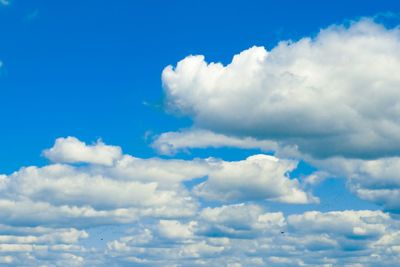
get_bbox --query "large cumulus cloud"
[162,19,400,159]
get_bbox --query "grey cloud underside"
[162,19,400,159]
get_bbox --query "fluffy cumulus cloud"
[42,137,122,166]
[162,19,400,159]
[192,154,316,204]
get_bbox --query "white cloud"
[157,220,197,240]
[193,154,317,204]
[306,156,400,213]
[0,137,323,265]
[107,154,211,184]
[104,208,400,266]
[162,19,400,159]
[0,137,314,230]
[198,203,285,238]
[43,137,122,166]
[4,164,191,210]
[0,0,9,6]
[152,128,279,155]
[0,225,89,266]
[287,210,390,239]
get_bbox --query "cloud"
[0,137,314,229]
[0,137,319,265]
[151,128,279,155]
[43,137,122,166]
[162,19,400,159]
[105,207,400,266]
[23,9,39,22]
[308,156,400,213]
[193,154,317,204]
[157,220,197,240]
[0,0,9,6]
[0,225,89,266]
[198,203,285,238]
[287,210,389,241]
[5,16,400,265]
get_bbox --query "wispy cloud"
[24,9,39,22]
[0,0,9,6]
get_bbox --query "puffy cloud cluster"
[0,225,89,266]
[106,205,400,266]
[162,19,400,159]
[0,137,317,265]
[3,137,400,265]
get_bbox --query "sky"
[1,0,400,266]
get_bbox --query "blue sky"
[2,0,400,266]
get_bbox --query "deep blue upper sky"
[1,0,400,173]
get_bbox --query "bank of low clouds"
[2,135,400,265]
[0,137,320,265]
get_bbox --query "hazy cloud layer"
[163,19,400,159]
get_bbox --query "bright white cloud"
[157,220,197,240]
[43,137,122,166]
[162,19,400,159]
[193,154,317,204]
[0,137,314,229]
